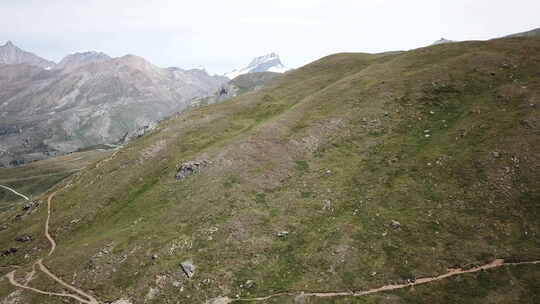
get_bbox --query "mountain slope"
[193,71,282,106]
[1,37,540,303]
[56,51,111,71]
[0,41,55,68]
[504,27,540,38]
[0,54,228,167]
[225,53,289,79]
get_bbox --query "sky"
[1,0,539,75]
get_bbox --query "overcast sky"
[1,0,539,74]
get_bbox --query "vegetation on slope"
[0,150,112,208]
[1,37,540,303]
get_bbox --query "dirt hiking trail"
[1,185,539,304]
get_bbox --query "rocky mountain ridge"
[0,43,228,167]
[0,41,55,69]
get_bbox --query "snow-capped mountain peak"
[225,53,290,79]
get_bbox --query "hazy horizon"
[1,0,539,75]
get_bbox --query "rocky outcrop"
[180,260,196,278]
[175,160,209,180]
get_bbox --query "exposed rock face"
[175,160,209,180]
[0,45,228,167]
[0,41,55,68]
[56,51,111,71]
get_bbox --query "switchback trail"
[3,185,540,303]
[232,259,540,302]
[3,187,100,304]
[44,191,57,256]
[0,184,30,201]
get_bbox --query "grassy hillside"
[1,37,540,303]
[230,72,282,95]
[0,149,113,208]
[505,27,540,38]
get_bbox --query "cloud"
[1,0,539,74]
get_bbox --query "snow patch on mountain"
[225,53,290,79]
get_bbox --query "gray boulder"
[176,160,209,180]
[180,260,196,278]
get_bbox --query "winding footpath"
[2,185,540,303]
[2,186,99,304]
[231,259,540,302]
[0,184,30,201]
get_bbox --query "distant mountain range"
[225,53,290,79]
[56,51,111,71]
[0,41,55,68]
[0,42,228,167]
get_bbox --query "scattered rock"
[294,294,307,304]
[390,220,401,230]
[180,260,196,278]
[145,287,160,301]
[206,297,232,304]
[22,201,40,212]
[108,300,133,304]
[322,199,333,211]
[240,279,255,289]
[492,151,500,158]
[15,235,32,243]
[277,231,289,237]
[1,248,18,256]
[176,160,209,180]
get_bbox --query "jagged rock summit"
[56,50,111,70]
[225,52,290,79]
[0,41,55,68]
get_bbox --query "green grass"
[1,37,540,303]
